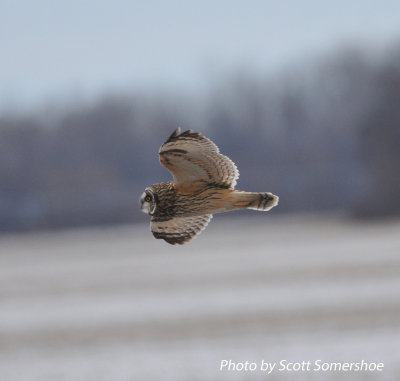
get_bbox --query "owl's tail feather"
[232,191,279,212]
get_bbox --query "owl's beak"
[139,192,148,214]
[141,203,151,214]
[139,192,156,215]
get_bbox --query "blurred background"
[1,1,400,380]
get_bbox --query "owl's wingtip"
[175,127,195,135]
[172,127,182,137]
[174,126,182,135]
[165,127,182,143]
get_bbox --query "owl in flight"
[140,128,278,245]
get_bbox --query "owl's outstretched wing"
[159,128,239,188]
[151,214,212,245]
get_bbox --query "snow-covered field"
[0,214,399,381]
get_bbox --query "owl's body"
[140,128,278,245]
[149,181,276,218]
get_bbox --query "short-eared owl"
[140,128,278,245]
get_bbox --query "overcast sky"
[1,0,400,110]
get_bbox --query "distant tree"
[356,48,400,217]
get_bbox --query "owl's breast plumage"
[149,182,177,221]
[150,181,232,220]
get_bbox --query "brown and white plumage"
[159,128,239,188]
[151,214,213,245]
[140,127,278,245]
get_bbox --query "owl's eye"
[145,195,152,202]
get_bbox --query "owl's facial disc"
[139,190,156,215]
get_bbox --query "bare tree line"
[1,44,399,232]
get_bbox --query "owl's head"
[140,188,156,215]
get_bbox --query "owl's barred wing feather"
[159,127,239,188]
[151,214,213,245]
